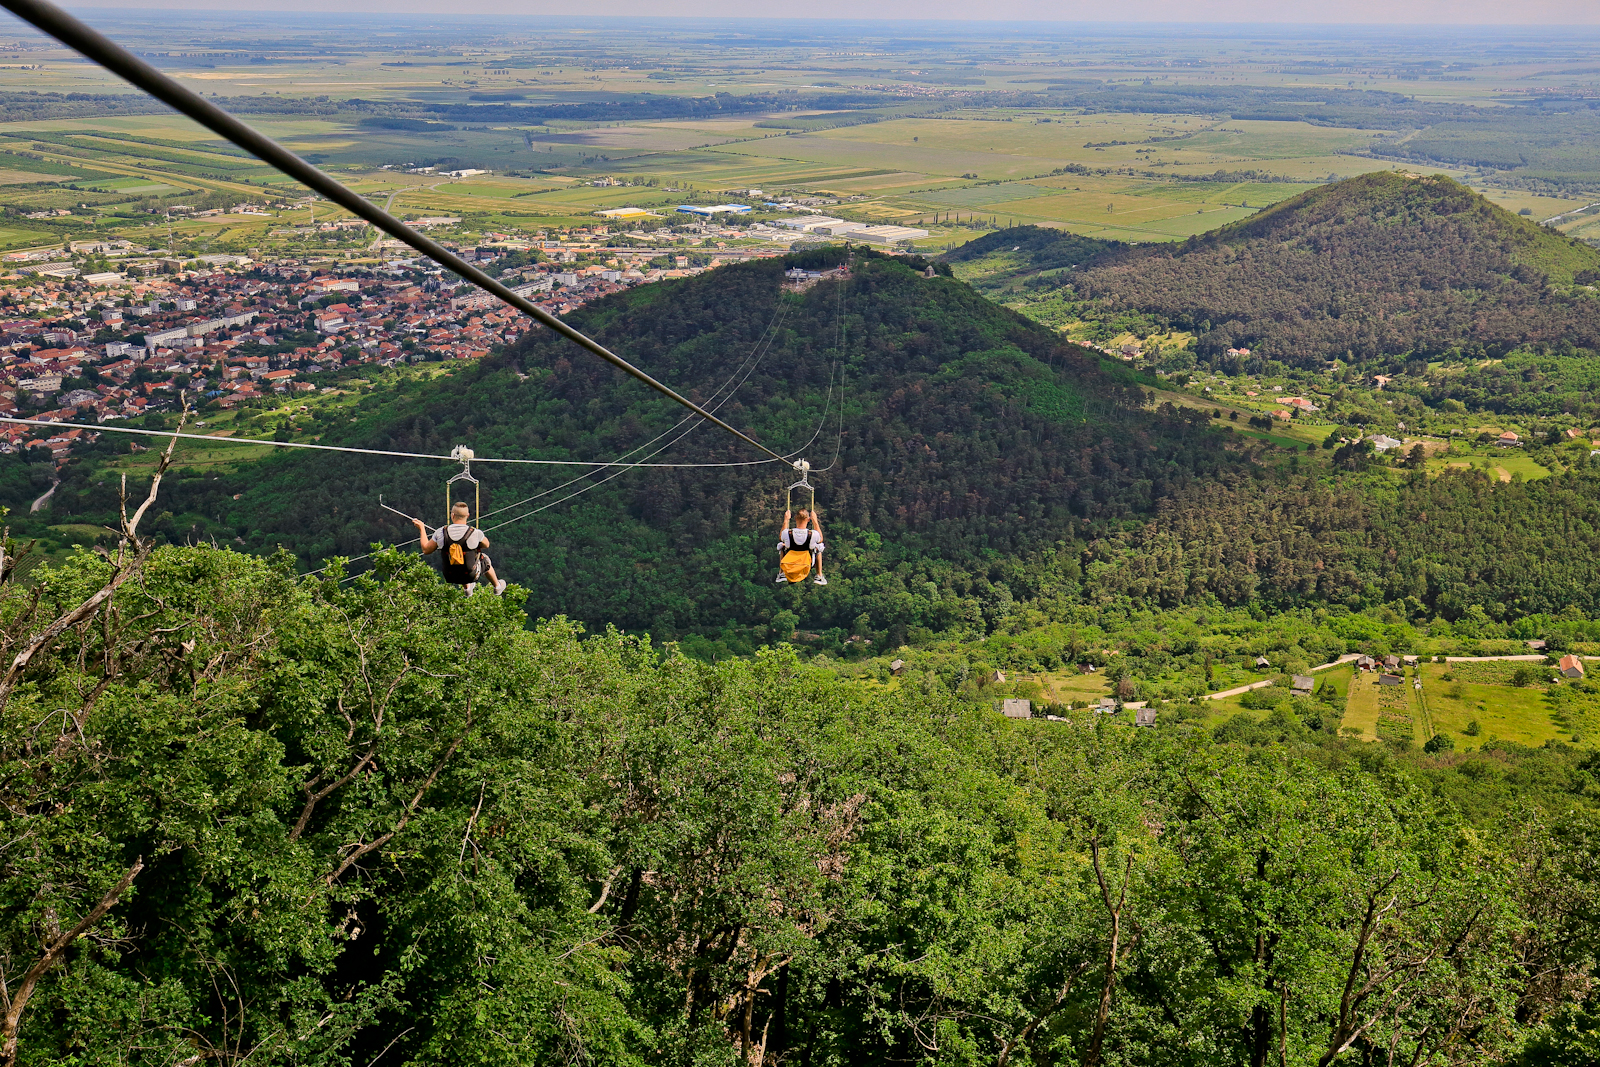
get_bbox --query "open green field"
[1432,451,1553,482]
[1333,661,1593,748]
[1416,662,1577,747]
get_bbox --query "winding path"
[29,480,58,514]
[1204,653,1360,701]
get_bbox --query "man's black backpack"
[440,526,480,584]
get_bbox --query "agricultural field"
[1342,666,1429,744]
[1,15,1598,258]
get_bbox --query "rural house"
[1378,673,1404,687]
[1292,675,1314,695]
[1559,655,1586,680]
[1001,699,1032,719]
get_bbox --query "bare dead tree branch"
[0,413,185,716]
[0,858,143,1066]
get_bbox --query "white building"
[853,225,931,245]
[773,216,847,232]
[812,221,866,236]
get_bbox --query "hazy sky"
[57,1,1600,24]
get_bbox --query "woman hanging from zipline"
[776,506,827,586]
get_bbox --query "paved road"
[1204,653,1361,701]
[1443,654,1546,663]
[369,186,403,249]
[29,480,57,514]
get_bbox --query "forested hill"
[50,249,1225,641]
[1009,173,1600,367]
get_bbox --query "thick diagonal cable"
[0,0,788,466]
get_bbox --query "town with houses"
[0,196,933,463]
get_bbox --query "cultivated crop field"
[2,15,1596,258]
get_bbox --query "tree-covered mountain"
[39,248,1232,646]
[27,240,1600,654]
[958,173,1600,369]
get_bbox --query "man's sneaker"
[495,579,507,596]
[775,572,789,584]
[465,582,477,595]
[813,575,828,586]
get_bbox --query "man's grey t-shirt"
[430,524,488,553]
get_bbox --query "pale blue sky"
[54,1,1600,24]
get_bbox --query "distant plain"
[0,15,1595,253]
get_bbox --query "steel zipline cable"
[0,416,792,468]
[0,0,794,468]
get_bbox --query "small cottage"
[1378,673,1404,687]
[1135,708,1157,728]
[1001,699,1033,719]
[1255,655,1271,669]
[1357,655,1376,671]
[1291,675,1314,695]
[990,669,1007,684]
[890,659,906,676]
[1558,654,1585,680]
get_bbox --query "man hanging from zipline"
[414,501,507,595]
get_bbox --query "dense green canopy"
[0,543,1595,1066]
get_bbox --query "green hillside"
[26,242,1600,655]
[39,248,1226,647]
[953,173,1600,368]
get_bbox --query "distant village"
[0,220,844,462]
